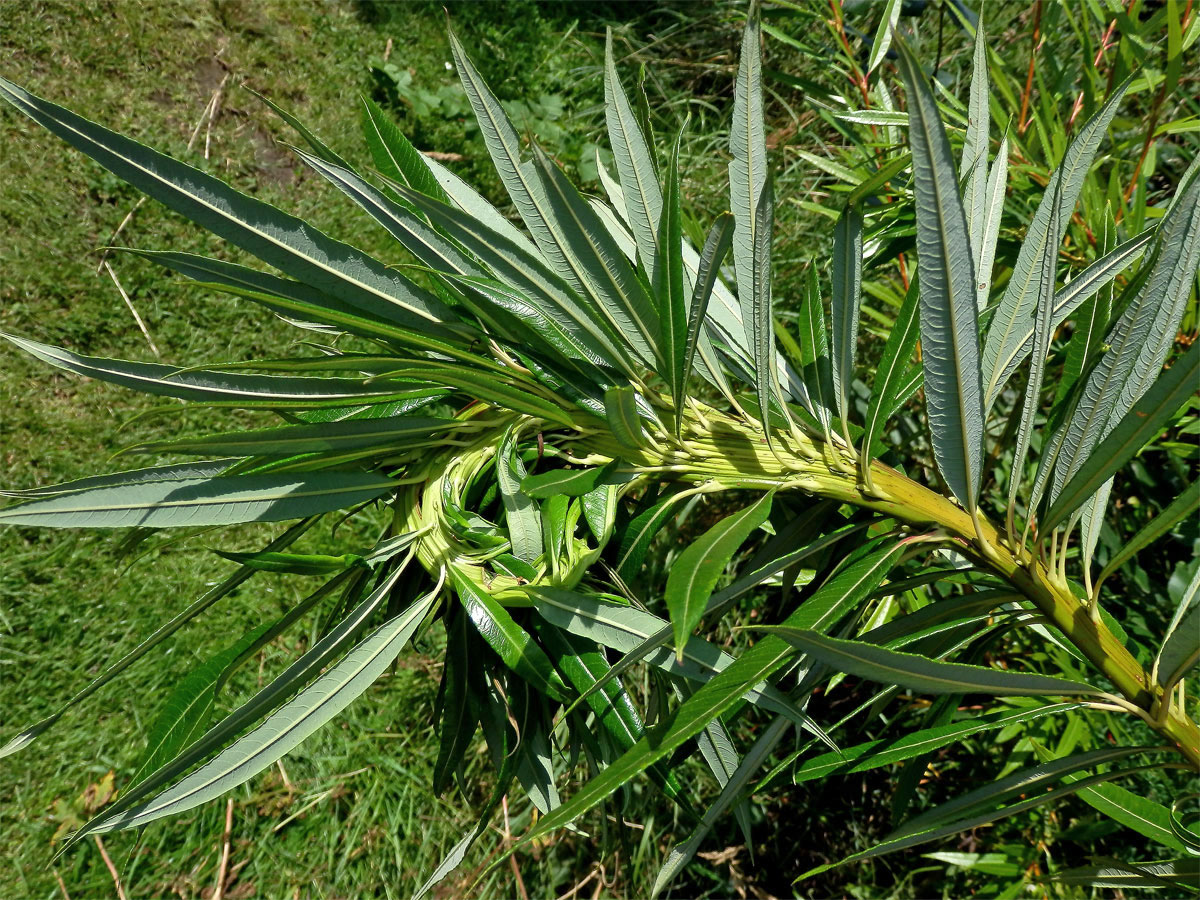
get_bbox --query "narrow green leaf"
[212,550,361,576]
[831,205,864,441]
[896,40,985,513]
[861,275,920,460]
[1045,341,1200,532]
[1097,479,1200,591]
[866,0,903,74]
[997,228,1154,398]
[1043,858,1200,892]
[1072,778,1189,852]
[0,459,236,499]
[79,577,439,835]
[453,569,569,703]
[655,127,689,432]
[123,249,447,350]
[791,703,1079,784]
[605,29,664,285]
[131,415,459,458]
[797,264,835,437]
[1049,172,1200,512]
[433,609,477,794]
[683,216,733,392]
[981,76,1134,406]
[529,586,807,726]
[0,76,456,336]
[729,12,768,351]
[802,766,1162,880]
[527,145,660,367]
[604,386,646,451]
[975,134,1008,310]
[0,519,314,758]
[960,14,989,268]
[895,746,1151,840]
[512,685,560,814]
[749,173,778,441]
[0,472,394,529]
[761,627,1105,697]
[359,95,448,205]
[1157,601,1199,690]
[387,182,635,375]
[1008,169,1066,520]
[497,428,543,565]
[246,86,354,171]
[665,494,773,655]
[1,333,445,409]
[373,360,575,426]
[522,461,619,500]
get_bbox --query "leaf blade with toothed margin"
[896,39,985,513]
[359,95,449,204]
[0,75,457,338]
[981,76,1134,407]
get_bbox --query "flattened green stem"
[399,400,1199,769]
[576,406,1200,769]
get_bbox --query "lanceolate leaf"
[359,96,448,205]
[433,610,477,794]
[1157,602,1199,690]
[730,13,768,336]
[453,569,570,703]
[0,519,315,759]
[1044,340,1200,532]
[1049,172,1200,508]
[0,472,395,529]
[665,494,773,655]
[1009,170,1066,521]
[831,204,864,441]
[861,275,920,461]
[790,703,1079,784]
[527,145,661,367]
[604,386,647,450]
[605,29,664,285]
[655,128,689,432]
[1096,479,1200,593]
[0,76,456,337]
[896,40,985,513]
[131,416,460,458]
[798,263,835,438]
[497,428,543,565]
[79,576,441,835]
[522,461,619,500]
[749,174,778,441]
[992,227,1154,398]
[960,15,990,269]
[762,628,1105,697]
[981,76,1134,406]
[683,215,734,394]
[975,134,1008,310]
[1,333,446,409]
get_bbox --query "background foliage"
[1,1,1196,898]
